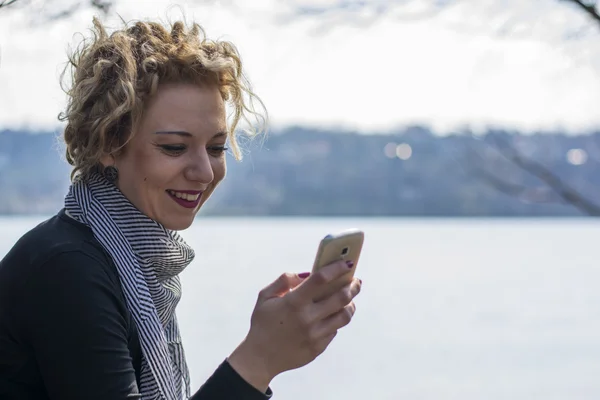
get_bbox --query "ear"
[99,152,115,168]
[100,128,131,167]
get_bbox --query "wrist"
[227,339,275,393]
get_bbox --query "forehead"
[140,83,227,136]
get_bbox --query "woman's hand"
[227,260,362,392]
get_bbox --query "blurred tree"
[0,0,110,17]
[285,0,600,215]
[1,0,598,214]
[469,0,600,215]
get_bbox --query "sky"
[1,0,600,134]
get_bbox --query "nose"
[184,149,214,184]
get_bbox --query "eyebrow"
[154,131,228,139]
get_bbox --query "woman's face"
[104,83,228,231]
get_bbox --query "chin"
[160,215,196,231]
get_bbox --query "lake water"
[1,216,600,399]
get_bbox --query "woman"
[0,17,362,400]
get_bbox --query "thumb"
[259,272,305,300]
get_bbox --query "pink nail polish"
[298,272,310,278]
[346,260,354,268]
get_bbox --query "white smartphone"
[310,229,364,301]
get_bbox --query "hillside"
[1,127,598,216]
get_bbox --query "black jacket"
[0,209,272,400]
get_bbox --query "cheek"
[128,148,174,191]
[219,157,227,181]
[131,158,173,201]
[214,157,227,183]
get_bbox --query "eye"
[159,144,186,156]
[208,145,229,157]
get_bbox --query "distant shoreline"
[3,127,600,219]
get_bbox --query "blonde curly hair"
[59,17,267,181]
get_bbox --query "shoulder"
[7,233,132,344]
[0,209,122,314]
[0,217,142,400]
[4,209,110,264]
[1,209,115,274]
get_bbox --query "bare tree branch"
[0,0,18,9]
[565,0,600,25]
[474,168,561,204]
[0,0,111,18]
[462,139,562,203]
[91,0,111,14]
[477,136,600,216]
[458,0,600,216]
[482,0,600,215]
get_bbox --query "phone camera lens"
[341,247,349,256]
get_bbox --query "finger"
[311,302,356,340]
[258,272,305,300]
[291,259,353,301]
[312,278,361,321]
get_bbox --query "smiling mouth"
[167,190,203,209]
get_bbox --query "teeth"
[168,190,200,202]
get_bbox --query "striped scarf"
[64,172,192,400]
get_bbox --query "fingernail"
[298,272,310,278]
[346,260,354,268]
[359,279,362,285]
